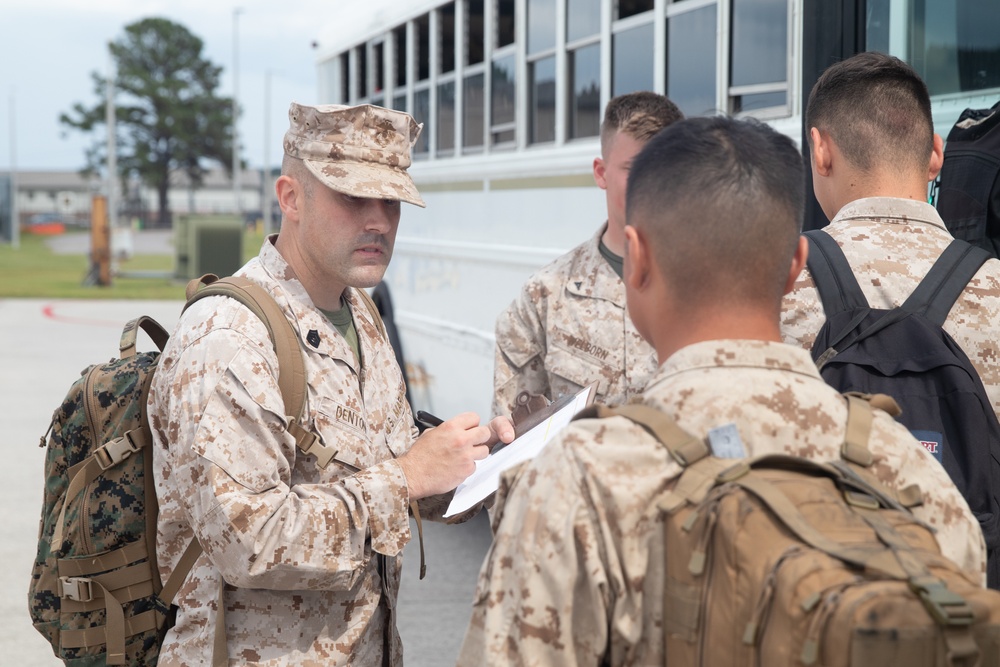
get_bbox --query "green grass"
[0,229,265,299]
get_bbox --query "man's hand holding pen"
[399,412,515,499]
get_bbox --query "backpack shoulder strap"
[804,229,870,316]
[574,403,711,467]
[351,286,388,341]
[185,275,306,423]
[899,239,991,326]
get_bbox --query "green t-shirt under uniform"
[321,300,360,363]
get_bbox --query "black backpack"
[805,229,1000,588]
[937,99,1000,258]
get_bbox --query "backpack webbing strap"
[119,316,170,358]
[352,286,388,341]
[805,230,870,316]
[599,404,711,467]
[185,275,306,424]
[842,394,875,467]
[731,473,910,579]
[899,239,992,326]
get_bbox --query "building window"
[617,0,653,20]
[530,56,557,143]
[417,14,431,81]
[373,42,385,97]
[613,22,654,97]
[467,0,485,65]
[568,0,601,43]
[492,54,517,145]
[393,93,407,113]
[464,73,485,149]
[570,42,601,139]
[667,3,718,117]
[729,0,788,113]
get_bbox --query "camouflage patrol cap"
[283,102,425,207]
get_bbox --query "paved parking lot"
[0,296,491,666]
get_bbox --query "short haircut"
[281,154,316,198]
[806,51,933,174]
[626,116,805,309]
[600,91,684,154]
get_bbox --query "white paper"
[444,385,594,517]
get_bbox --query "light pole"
[232,7,244,218]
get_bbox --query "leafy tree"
[61,17,236,227]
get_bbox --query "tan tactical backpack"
[587,395,1000,666]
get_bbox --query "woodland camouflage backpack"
[581,397,1000,666]
[27,275,335,666]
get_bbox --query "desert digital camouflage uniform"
[149,238,449,666]
[493,224,657,416]
[459,339,986,666]
[781,196,1000,416]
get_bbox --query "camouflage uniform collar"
[832,197,947,232]
[651,339,822,389]
[564,223,623,304]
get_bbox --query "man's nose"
[363,201,396,232]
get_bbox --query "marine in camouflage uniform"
[149,103,509,666]
[462,114,987,666]
[459,339,987,665]
[492,92,683,416]
[493,224,657,414]
[781,197,1000,422]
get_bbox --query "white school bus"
[313,0,1000,420]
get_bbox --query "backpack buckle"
[58,576,94,602]
[95,431,142,470]
[909,577,975,626]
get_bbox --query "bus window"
[868,0,1000,96]
[613,22,654,97]
[667,3,718,117]
[570,42,601,139]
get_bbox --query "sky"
[0,0,410,171]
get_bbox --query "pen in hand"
[416,410,444,429]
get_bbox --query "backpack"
[28,275,335,666]
[937,99,1000,258]
[581,398,1000,666]
[805,228,1000,589]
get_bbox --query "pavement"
[0,241,493,665]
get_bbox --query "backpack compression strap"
[899,238,992,326]
[804,229,870,317]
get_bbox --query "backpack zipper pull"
[39,416,55,448]
[689,502,721,576]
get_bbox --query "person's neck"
[601,221,625,257]
[273,234,346,310]
[830,171,931,216]
[653,308,782,365]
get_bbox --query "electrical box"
[175,214,244,281]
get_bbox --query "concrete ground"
[1,234,493,665]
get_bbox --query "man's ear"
[593,157,608,190]
[275,174,300,223]
[810,127,833,177]
[784,235,809,295]
[927,133,945,183]
[624,224,650,291]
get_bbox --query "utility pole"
[10,88,18,249]
[232,7,244,218]
[263,70,273,236]
[106,46,118,232]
